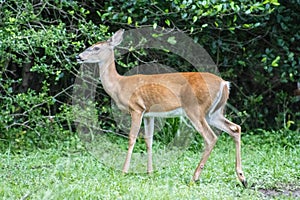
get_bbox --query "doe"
[77,29,247,187]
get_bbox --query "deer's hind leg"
[209,108,247,187]
[185,108,218,182]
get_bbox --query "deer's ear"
[108,29,124,47]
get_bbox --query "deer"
[76,29,247,187]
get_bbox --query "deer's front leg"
[122,111,143,173]
[144,117,154,173]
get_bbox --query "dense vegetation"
[0,0,299,151]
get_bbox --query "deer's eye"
[94,47,100,51]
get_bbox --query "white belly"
[144,107,185,118]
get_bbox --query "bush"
[0,0,108,151]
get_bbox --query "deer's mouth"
[76,55,85,63]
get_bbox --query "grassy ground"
[1,132,299,199]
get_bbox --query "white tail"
[77,29,247,186]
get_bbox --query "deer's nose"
[76,55,84,63]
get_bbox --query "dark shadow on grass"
[254,183,300,198]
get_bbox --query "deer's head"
[76,29,124,64]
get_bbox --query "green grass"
[1,132,299,199]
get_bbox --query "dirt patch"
[259,184,300,198]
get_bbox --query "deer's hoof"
[241,179,248,188]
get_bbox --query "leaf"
[271,56,280,67]
[230,2,235,10]
[238,60,246,66]
[167,36,177,45]
[193,16,197,23]
[233,14,237,22]
[214,4,222,12]
[243,23,252,28]
[263,0,280,6]
[96,11,101,17]
[127,16,132,25]
[152,33,163,38]
[190,26,194,33]
[228,27,235,33]
[165,19,170,26]
[214,21,218,27]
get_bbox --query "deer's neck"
[99,54,122,98]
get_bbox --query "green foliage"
[0,0,108,150]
